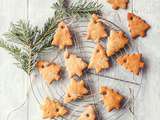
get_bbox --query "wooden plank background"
[0,0,160,120]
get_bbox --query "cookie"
[116,53,144,75]
[99,86,124,112]
[64,51,88,78]
[106,30,128,56]
[86,14,108,42]
[36,60,61,84]
[64,79,88,103]
[52,21,73,49]
[78,105,96,120]
[107,0,128,10]
[41,97,68,119]
[88,43,109,73]
[128,13,150,39]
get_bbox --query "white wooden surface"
[0,0,160,120]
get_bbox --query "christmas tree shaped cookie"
[107,0,128,10]
[52,21,73,49]
[116,53,144,75]
[36,60,61,84]
[41,97,68,119]
[64,51,88,78]
[128,13,150,39]
[99,86,124,112]
[88,44,109,73]
[64,79,88,103]
[106,30,128,56]
[78,105,96,120]
[86,14,108,42]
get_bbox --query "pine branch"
[0,0,102,75]
[0,21,40,74]
[52,0,102,18]
[4,20,39,48]
[0,39,29,73]
[67,0,102,17]
[0,19,57,74]
[38,0,102,51]
[33,16,61,53]
[35,0,102,52]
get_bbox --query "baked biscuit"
[128,13,150,39]
[107,0,128,10]
[106,30,128,56]
[116,53,144,75]
[78,105,96,120]
[64,51,88,78]
[64,79,88,103]
[52,21,73,49]
[99,86,124,112]
[87,14,107,42]
[36,60,61,84]
[41,97,68,119]
[88,44,109,73]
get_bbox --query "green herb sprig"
[52,0,102,18]
[1,20,40,74]
[0,0,102,75]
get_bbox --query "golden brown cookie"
[41,97,68,119]
[64,79,88,103]
[116,53,144,75]
[107,0,128,10]
[86,14,108,42]
[36,60,61,84]
[128,13,150,39]
[106,30,128,56]
[88,44,109,73]
[78,105,96,120]
[64,51,88,78]
[52,21,73,49]
[99,86,124,112]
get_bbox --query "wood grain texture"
[0,0,160,120]
[0,0,29,120]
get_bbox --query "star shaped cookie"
[41,97,68,119]
[78,105,96,120]
[116,53,144,75]
[64,51,88,78]
[88,43,109,73]
[52,21,73,49]
[36,60,61,84]
[86,14,108,42]
[128,13,150,39]
[99,86,124,112]
[106,30,128,56]
[64,79,88,103]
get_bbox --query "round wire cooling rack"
[32,16,143,120]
